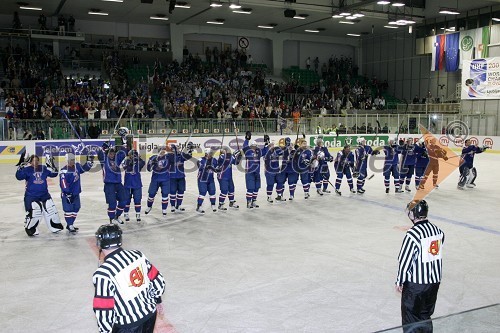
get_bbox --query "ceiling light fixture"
[493,17,500,22]
[377,1,391,4]
[346,16,357,20]
[207,19,224,24]
[439,8,460,15]
[332,14,342,18]
[353,13,365,17]
[305,29,320,33]
[210,0,222,7]
[347,33,361,36]
[293,14,308,20]
[88,9,109,15]
[258,25,275,29]
[339,12,351,16]
[101,0,123,2]
[175,2,191,8]
[229,1,241,9]
[339,21,355,24]
[150,15,169,20]
[233,9,252,14]
[384,25,398,29]
[19,6,42,10]
[392,2,405,6]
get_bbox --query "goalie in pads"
[458,139,488,189]
[15,153,63,236]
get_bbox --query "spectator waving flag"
[445,32,460,72]
[431,34,446,71]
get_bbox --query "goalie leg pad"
[458,167,470,187]
[25,201,43,234]
[42,198,64,233]
[467,167,477,185]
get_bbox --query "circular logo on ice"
[469,137,479,145]
[439,136,449,146]
[461,36,473,51]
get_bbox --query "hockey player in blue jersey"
[196,148,218,213]
[169,142,193,213]
[353,137,378,194]
[458,139,488,189]
[313,136,333,195]
[413,140,429,189]
[243,132,269,208]
[277,137,298,201]
[334,145,356,195]
[145,145,173,216]
[98,143,127,224]
[15,153,63,236]
[293,138,314,199]
[263,137,283,203]
[217,146,242,210]
[122,149,145,222]
[399,138,417,192]
[59,153,94,233]
[382,139,403,193]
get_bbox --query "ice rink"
[1,151,499,333]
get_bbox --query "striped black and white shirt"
[396,220,445,286]
[93,248,166,333]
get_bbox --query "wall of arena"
[0,134,497,164]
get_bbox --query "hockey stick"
[58,107,84,145]
[108,106,127,145]
[233,121,240,151]
[255,106,267,135]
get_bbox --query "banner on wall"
[461,57,500,99]
[35,140,107,157]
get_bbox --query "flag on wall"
[459,29,475,68]
[445,32,460,72]
[474,26,490,58]
[431,34,446,71]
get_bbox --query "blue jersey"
[170,151,191,179]
[313,146,333,166]
[123,157,145,189]
[461,145,484,168]
[414,144,429,168]
[217,152,240,180]
[147,153,172,182]
[242,140,269,174]
[98,150,126,184]
[292,147,313,173]
[354,145,374,171]
[334,151,355,172]
[197,156,217,182]
[16,165,58,199]
[59,162,92,195]
[281,146,296,173]
[401,144,417,166]
[383,145,401,165]
[264,147,283,173]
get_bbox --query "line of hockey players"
[15,129,488,237]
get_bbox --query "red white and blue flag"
[431,35,446,71]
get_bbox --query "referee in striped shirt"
[93,224,166,333]
[396,200,445,333]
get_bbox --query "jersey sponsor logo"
[33,172,45,184]
[129,266,145,287]
[428,240,441,256]
[421,235,443,263]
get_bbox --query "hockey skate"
[288,196,294,201]
[434,184,439,188]
[144,206,152,215]
[218,203,227,211]
[385,188,390,194]
[323,189,331,194]
[395,188,403,193]
[176,206,186,212]
[246,201,253,209]
[405,185,411,192]
[211,205,217,212]
[317,189,324,196]
[466,184,475,188]
[357,188,365,194]
[304,192,310,199]
[229,201,239,209]
[124,213,130,222]
[275,195,286,202]
[267,196,274,203]
[66,225,79,233]
[112,217,124,225]
[171,207,176,213]
[136,213,141,222]
[350,188,356,194]
[196,205,205,214]
[162,209,167,216]
[252,200,259,208]
[335,189,341,196]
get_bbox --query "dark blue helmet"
[406,200,428,222]
[285,137,291,147]
[95,224,122,249]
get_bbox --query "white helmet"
[357,137,365,145]
[204,148,213,155]
[315,137,324,146]
[66,153,76,163]
[250,140,258,147]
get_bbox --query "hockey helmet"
[66,153,76,162]
[284,137,291,147]
[204,147,213,155]
[278,138,286,148]
[95,224,123,250]
[406,200,429,222]
[250,140,258,147]
[117,127,129,137]
[315,137,324,146]
[357,137,366,145]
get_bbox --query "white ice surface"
[0,153,499,333]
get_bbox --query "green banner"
[310,135,390,148]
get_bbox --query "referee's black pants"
[401,281,440,333]
[112,311,157,333]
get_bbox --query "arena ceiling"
[4,0,500,38]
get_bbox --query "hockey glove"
[263,134,270,145]
[15,152,27,167]
[102,142,110,153]
[353,171,360,178]
[303,159,311,166]
[45,155,58,173]
[245,131,252,141]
